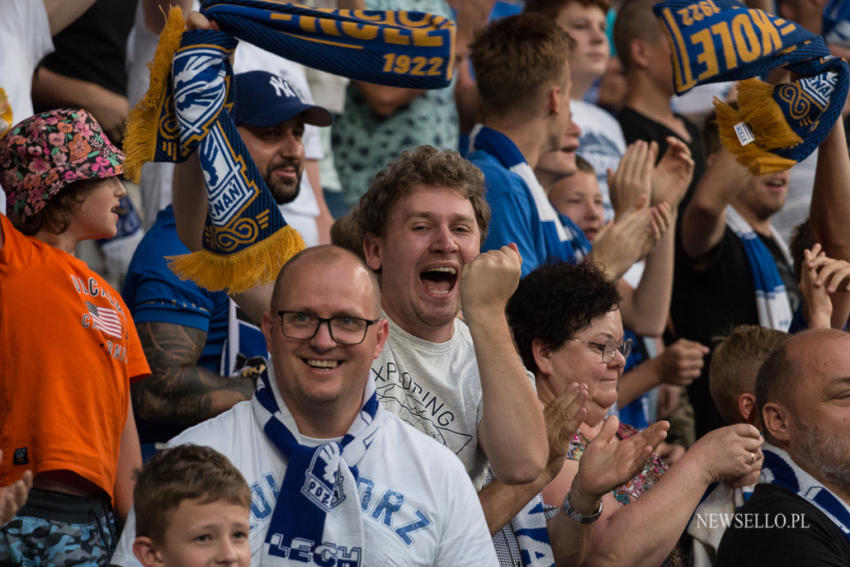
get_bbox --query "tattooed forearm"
[134,321,256,423]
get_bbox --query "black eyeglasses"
[277,311,379,345]
[571,337,633,363]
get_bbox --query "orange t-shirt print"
[0,214,150,499]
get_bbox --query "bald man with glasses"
[111,245,499,566]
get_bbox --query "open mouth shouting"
[420,265,459,296]
[583,225,600,241]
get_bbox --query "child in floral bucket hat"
[0,108,149,564]
[1,108,125,236]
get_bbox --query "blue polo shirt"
[468,126,589,276]
[123,206,266,444]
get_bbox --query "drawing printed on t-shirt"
[372,362,474,456]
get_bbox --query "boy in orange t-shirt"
[0,108,149,565]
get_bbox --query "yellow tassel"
[0,88,12,137]
[736,78,803,150]
[714,98,797,176]
[166,226,306,293]
[123,6,186,183]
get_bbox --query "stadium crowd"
[2,0,850,565]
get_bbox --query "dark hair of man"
[575,154,596,175]
[754,340,801,443]
[524,0,611,19]
[356,145,490,242]
[789,218,814,282]
[507,260,620,374]
[133,444,251,545]
[12,178,104,235]
[330,211,365,261]
[612,0,663,72]
[470,13,574,119]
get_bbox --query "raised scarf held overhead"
[125,1,455,293]
[653,0,849,175]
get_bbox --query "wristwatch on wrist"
[562,491,603,524]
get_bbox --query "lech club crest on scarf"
[303,443,346,512]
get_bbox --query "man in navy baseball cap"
[233,70,332,205]
[119,71,333,465]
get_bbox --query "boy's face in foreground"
[135,499,250,567]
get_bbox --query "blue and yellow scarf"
[654,0,849,175]
[125,1,455,292]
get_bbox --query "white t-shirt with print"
[111,372,497,566]
[372,316,489,490]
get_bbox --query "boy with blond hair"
[686,324,787,566]
[708,325,788,427]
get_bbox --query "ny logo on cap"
[269,75,297,99]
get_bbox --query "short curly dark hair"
[789,217,813,282]
[330,210,365,261]
[356,145,490,243]
[12,178,100,235]
[507,260,620,374]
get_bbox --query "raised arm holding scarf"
[125,1,455,293]
[653,0,849,175]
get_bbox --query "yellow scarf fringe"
[714,78,800,176]
[167,225,306,294]
[123,6,186,183]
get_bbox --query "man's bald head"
[755,328,848,439]
[756,328,850,496]
[261,245,390,438]
[270,245,381,316]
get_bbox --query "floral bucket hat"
[0,108,124,222]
